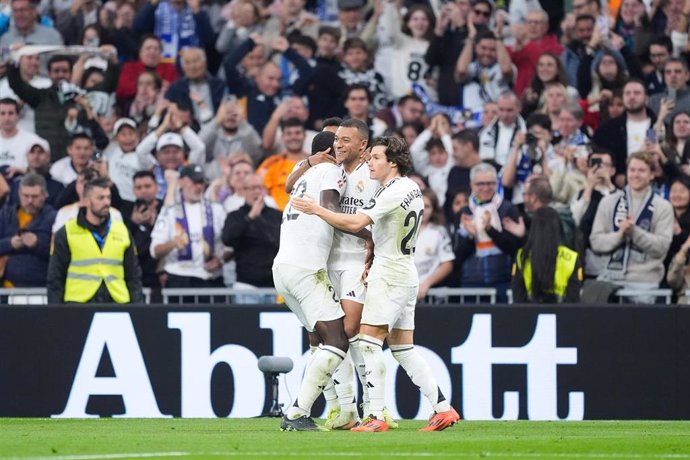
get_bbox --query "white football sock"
[334,341,357,413]
[303,344,319,376]
[348,335,370,407]
[359,335,385,420]
[287,345,346,420]
[390,344,450,413]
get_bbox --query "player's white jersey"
[274,162,346,270]
[358,176,424,286]
[414,223,455,283]
[328,162,379,270]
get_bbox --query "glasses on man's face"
[474,9,491,17]
[474,181,497,187]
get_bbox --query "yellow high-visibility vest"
[64,218,131,303]
[516,245,579,301]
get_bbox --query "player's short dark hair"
[133,170,156,182]
[452,129,479,152]
[311,130,336,156]
[339,118,370,143]
[84,177,111,196]
[280,117,305,131]
[68,133,93,147]
[371,136,413,176]
[0,97,19,112]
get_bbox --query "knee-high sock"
[348,335,369,406]
[359,335,386,419]
[303,344,319,375]
[287,345,346,419]
[333,339,357,413]
[390,344,450,413]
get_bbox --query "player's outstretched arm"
[293,194,372,233]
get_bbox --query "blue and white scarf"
[154,0,199,63]
[606,187,655,279]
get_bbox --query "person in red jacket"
[116,35,179,106]
[509,10,563,96]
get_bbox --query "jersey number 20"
[401,210,423,255]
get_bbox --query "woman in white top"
[375,2,436,101]
[414,189,455,300]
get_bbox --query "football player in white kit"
[273,131,349,431]
[292,136,461,432]
[285,119,392,430]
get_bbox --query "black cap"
[179,164,205,183]
[311,130,336,155]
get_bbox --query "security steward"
[47,178,143,304]
[512,245,582,303]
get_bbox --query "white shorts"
[272,263,344,332]
[328,268,366,304]
[361,278,417,331]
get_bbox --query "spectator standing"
[224,33,315,134]
[455,162,522,300]
[6,139,64,208]
[133,0,215,65]
[456,29,515,109]
[0,173,56,287]
[126,170,162,301]
[221,173,281,297]
[445,130,482,217]
[115,34,179,106]
[590,151,673,301]
[49,133,95,186]
[135,107,205,199]
[151,164,226,290]
[257,118,308,211]
[592,79,657,186]
[199,97,262,180]
[0,51,52,132]
[0,0,64,47]
[509,10,563,97]
[478,91,527,167]
[165,47,225,127]
[103,118,141,203]
[47,177,142,304]
[409,113,453,206]
[0,97,46,173]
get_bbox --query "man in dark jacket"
[454,162,522,302]
[592,79,656,187]
[47,177,142,304]
[224,33,315,134]
[164,47,225,127]
[0,173,56,287]
[7,48,117,160]
[222,173,281,301]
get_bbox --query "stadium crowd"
[1,0,690,303]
